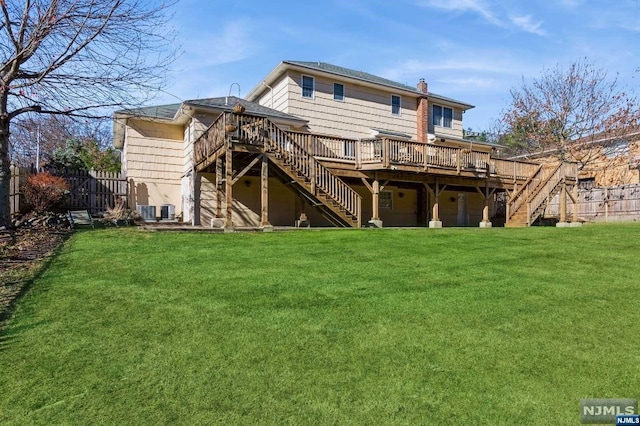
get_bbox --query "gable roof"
[247,60,474,110]
[115,96,307,125]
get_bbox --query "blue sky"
[159,0,640,131]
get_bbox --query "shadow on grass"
[0,230,74,347]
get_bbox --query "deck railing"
[194,113,226,167]
[492,158,539,180]
[507,162,578,224]
[193,113,361,226]
[263,121,361,226]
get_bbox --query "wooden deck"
[193,111,579,227]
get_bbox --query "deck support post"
[215,157,223,219]
[193,172,201,226]
[556,181,569,227]
[572,184,579,224]
[361,175,383,227]
[478,181,493,228]
[429,179,443,228]
[225,145,234,230]
[260,154,271,228]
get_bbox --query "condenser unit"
[136,205,156,222]
[160,204,175,221]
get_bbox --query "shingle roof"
[117,103,182,120]
[284,60,474,109]
[116,96,306,123]
[185,96,306,123]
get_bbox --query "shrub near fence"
[8,166,127,215]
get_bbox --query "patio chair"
[67,210,94,229]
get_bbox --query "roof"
[117,103,182,120]
[115,96,307,124]
[184,96,306,123]
[247,60,474,109]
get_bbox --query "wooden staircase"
[506,162,577,227]
[194,112,361,227]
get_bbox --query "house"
[509,127,640,189]
[114,61,579,228]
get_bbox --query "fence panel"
[545,184,640,222]
[9,167,127,215]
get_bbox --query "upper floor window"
[433,105,453,128]
[391,95,401,115]
[333,83,344,101]
[302,75,315,99]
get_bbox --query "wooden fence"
[8,166,127,215]
[545,184,640,222]
[10,165,32,215]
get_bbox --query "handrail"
[508,164,543,204]
[508,163,559,221]
[507,161,577,223]
[526,166,565,223]
[194,113,226,167]
[262,120,362,223]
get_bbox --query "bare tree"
[500,60,640,168]
[10,114,111,167]
[0,0,178,226]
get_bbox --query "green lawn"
[1,225,639,425]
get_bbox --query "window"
[333,83,344,101]
[391,95,401,115]
[302,75,314,99]
[379,190,393,209]
[433,105,453,128]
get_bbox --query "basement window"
[379,190,393,209]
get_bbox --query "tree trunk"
[0,115,10,228]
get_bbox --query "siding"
[284,71,418,140]
[125,119,184,215]
[257,76,289,111]
[198,175,332,227]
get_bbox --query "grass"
[1,224,639,425]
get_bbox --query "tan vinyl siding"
[257,76,289,111]
[285,71,417,140]
[125,119,183,214]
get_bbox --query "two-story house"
[114,61,579,228]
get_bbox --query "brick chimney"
[417,78,429,142]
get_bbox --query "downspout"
[262,81,274,108]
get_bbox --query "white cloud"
[510,15,546,36]
[203,20,257,66]
[417,0,502,26]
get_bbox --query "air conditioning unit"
[160,204,175,221]
[136,205,156,222]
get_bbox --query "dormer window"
[433,105,453,128]
[302,75,315,99]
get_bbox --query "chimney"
[417,78,429,142]
[417,78,428,94]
